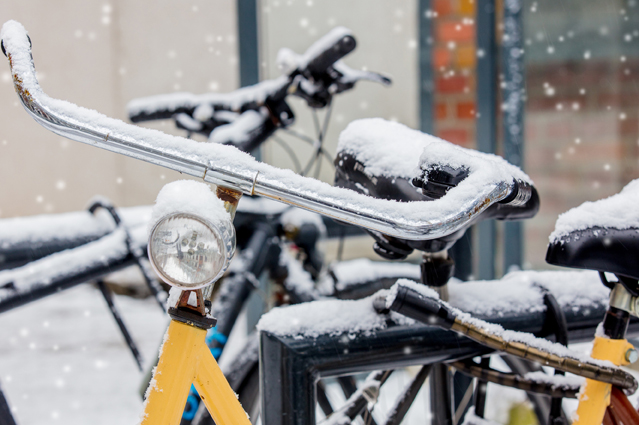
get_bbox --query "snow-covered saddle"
[333,118,539,258]
[546,180,639,288]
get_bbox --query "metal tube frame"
[1,23,514,243]
[259,297,639,425]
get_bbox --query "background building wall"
[0,0,239,218]
[2,0,639,272]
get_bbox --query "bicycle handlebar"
[295,27,356,80]
[127,27,389,153]
[1,20,513,241]
[127,28,356,125]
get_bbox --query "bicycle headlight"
[147,181,237,290]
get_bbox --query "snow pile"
[256,290,414,338]
[330,259,420,291]
[0,229,129,300]
[126,76,289,117]
[280,207,327,235]
[0,210,113,247]
[448,269,607,317]
[279,251,319,302]
[0,205,146,249]
[338,119,531,185]
[387,279,614,368]
[208,108,268,145]
[550,179,639,242]
[260,269,605,339]
[149,180,230,234]
[276,26,353,74]
[523,371,584,391]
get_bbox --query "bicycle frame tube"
[573,335,634,425]
[574,285,637,425]
[1,22,513,242]
[143,320,250,425]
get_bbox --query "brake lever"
[332,61,392,89]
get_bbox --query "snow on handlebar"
[1,20,515,241]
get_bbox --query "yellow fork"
[141,320,251,425]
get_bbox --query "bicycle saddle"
[546,180,639,291]
[334,119,539,259]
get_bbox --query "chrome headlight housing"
[148,212,236,289]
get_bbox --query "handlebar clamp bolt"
[626,348,638,364]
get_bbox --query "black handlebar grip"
[306,35,356,78]
[386,285,457,329]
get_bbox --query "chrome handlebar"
[1,20,513,241]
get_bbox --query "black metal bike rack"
[259,296,639,425]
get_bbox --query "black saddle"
[547,227,639,283]
[334,120,539,259]
[546,182,639,293]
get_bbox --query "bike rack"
[259,296,639,425]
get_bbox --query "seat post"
[421,250,456,425]
[573,283,637,425]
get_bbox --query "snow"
[523,371,584,391]
[235,196,289,215]
[260,269,607,345]
[280,207,327,236]
[279,251,319,302]
[149,180,230,234]
[126,76,290,117]
[549,179,639,242]
[0,285,167,425]
[0,205,151,248]
[276,26,353,74]
[256,290,414,338]
[322,373,381,425]
[166,287,182,309]
[330,259,420,292]
[385,279,439,310]
[388,279,615,368]
[332,61,391,86]
[2,20,520,241]
[338,119,531,186]
[174,113,203,131]
[0,196,295,254]
[0,229,130,301]
[462,407,500,425]
[208,108,268,145]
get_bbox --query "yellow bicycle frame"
[141,319,251,425]
[573,335,634,425]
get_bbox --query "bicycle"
[255,122,639,424]
[0,24,397,424]
[127,25,390,179]
[1,22,404,424]
[4,18,633,425]
[125,24,394,423]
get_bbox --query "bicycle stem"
[1,21,513,242]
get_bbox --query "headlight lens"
[148,213,235,289]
